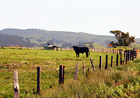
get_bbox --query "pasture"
[0,48,140,97]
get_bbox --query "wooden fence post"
[99,56,102,69]
[13,70,19,98]
[116,54,119,66]
[124,51,126,64]
[82,60,86,77]
[124,50,128,64]
[59,65,65,84]
[59,65,62,84]
[105,55,108,69]
[62,66,65,84]
[90,57,95,71]
[130,50,132,60]
[120,54,122,65]
[128,50,130,61]
[111,56,113,67]
[74,62,78,80]
[126,50,128,63]
[132,50,134,61]
[119,49,123,65]
[37,67,41,94]
[129,50,131,61]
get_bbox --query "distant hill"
[0,28,139,48]
[129,43,140,49]
[0,34,35,47]
[135,38,140,43]
[85,43,105,48]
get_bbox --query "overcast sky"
[0,0,140,38]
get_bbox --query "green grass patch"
[0,49,140,97]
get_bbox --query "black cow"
[72,46,90,57]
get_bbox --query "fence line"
[11,49,139,96]
[1,46,140,57]
[92,48,120,54]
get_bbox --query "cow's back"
[73,46,89,53]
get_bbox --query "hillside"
[129,43,140,49]
[135,38,140,43]
[0,34,35,47]
[0,28,139,48]
[85,43,105,48]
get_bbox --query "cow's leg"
[86,52,88,57]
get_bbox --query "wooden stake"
[13,70,19,98]
[82,60,86,77]
[126,50,128,63]
[59,65,64,84]
[130,50,132,60]
[99,56,102,69]
[74,62,78,80]
[62,66,65,84]
[124,51,126,64]
[116,54,119,66]
[37,67,41,94]
[120,54,122,65]
[90,57,95,71]
[132,50,134,60]
[128,50,130,61]
[105,55,108,69]
[111,56,113,67]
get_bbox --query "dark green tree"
[110,30,135,47]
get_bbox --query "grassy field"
[0,48,140,98]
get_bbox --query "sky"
[0,0,140,38]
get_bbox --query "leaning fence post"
[82,60,86,77]
[105,55,108,69]
[37,67,41,94]
[74,62,78,80]
[90,57,95,71]
[13,70,19,98]
[111,56,113,67]
[99,56,102,69]
[116,54,119,66]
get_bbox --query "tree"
[110,30,135,47]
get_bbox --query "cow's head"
[72,46,78,49]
